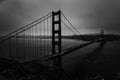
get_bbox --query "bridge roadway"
[27,39,104,63]
[42,38,106,60]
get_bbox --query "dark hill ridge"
[1,34,120,41]
[62,34,120,41]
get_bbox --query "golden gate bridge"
[0,10,112,80]
[0,10,81,62]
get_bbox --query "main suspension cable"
[61,12,81,35]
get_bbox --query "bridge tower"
[100,29,104,39]
[100,29,105,45]
[52,10,62,67]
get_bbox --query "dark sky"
[0,0,120,35]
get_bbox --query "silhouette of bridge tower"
[100,29,104,39]
[52,10,62,67]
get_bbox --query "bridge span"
[0,10,120,80]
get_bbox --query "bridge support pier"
[52,10,62,67]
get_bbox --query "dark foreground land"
[0,58,70,80]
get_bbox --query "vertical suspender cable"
[39,23,40,57]
[42,21,43,56]
[9,35,11,59]
[24,31,26,61]
[44,20,45,56]
[29,28,31,61]
[45,19,46,56]
[0,42,1,58]
[34,26,36,57]
[37,24,38,57]
[16,33,18,60]
[47,17,48,53]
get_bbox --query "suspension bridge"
[1,10,120,80]
[0,10,107,66]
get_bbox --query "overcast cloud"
[0,0,120,35]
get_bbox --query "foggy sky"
[0,0,120,35]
